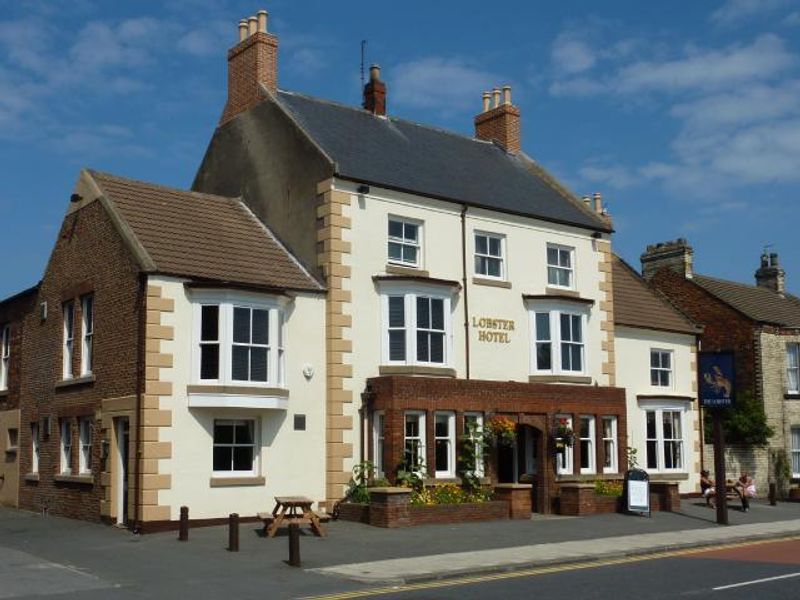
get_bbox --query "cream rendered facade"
[328,178,615,477]
[615,325,700,494]
[146,275,327,519]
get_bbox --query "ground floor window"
[213,419,256,475]
[60,419,72,475]
[434,412,455,478]
[792,427,800,478]
[555,414,573,475]
[373,411,385,478]
[31,423,39,474]
[79,417,92,475]
[404,411,426,473]
[601,416,618,473]
[645,407,684,471]
[579,416,595,474]
[464,412,485,477]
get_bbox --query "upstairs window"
[547,244,574,288]
[788,343,799,394]
[0,324,9,390]
[388,217,421,267]
[474,232,505,279]
[194,295,285,387]
[63,302,75,379]
[530,305,587,375]
[81,295,94,376]
[383,291,451,367]
[651,350,672,387]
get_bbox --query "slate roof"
[276,90,610,232]
[692,274,800,328]
[90,171,323,292]
[612,255,699,335]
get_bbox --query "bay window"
[434,412,455,478]
[464,412,485,477]
[555,414,573,475]
[213,419,257,475]
[529,304,588,375]
[0,324,9,390]
[601,416,618,473]
[579,416,595,474]
[403,411,425,473]
[787,343,799,394]
[373,411,385,478]
[193,294,285,387]
[644,405,685,472]
[382,289,452,367]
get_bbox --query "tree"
[703,391,774,446]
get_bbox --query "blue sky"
[1,0,799,298]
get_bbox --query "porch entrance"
[497,424,543,511]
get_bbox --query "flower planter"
[789,488,800,501]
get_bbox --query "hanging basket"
[485,416,517,447]
[553,420,575,450]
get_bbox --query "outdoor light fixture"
[357,184,370,194]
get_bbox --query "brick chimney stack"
[755,250,786,295]
[220,9,278,126]
[363,64,387,116]
[641,239,694,281]
[474,85,521,154]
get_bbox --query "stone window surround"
[528,299,590,377]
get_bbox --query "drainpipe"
[461,205,470,380]
[132,273,146,533]
[697,337,705,473]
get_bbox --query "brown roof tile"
[612,255,698,335]
[89,171,323,292]
[693,274,800,328]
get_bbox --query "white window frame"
[212,418,258,477]
[601,416,618,474]
[547,243,575,289]
[373,410,385,479]
[528,302,589,376]
[388,216,422,268]
[79,417,92,475]
[63,302,75,379]
[787,343,800,394]
[434,411,456,478]
[555,414,574,475]
[642,402,686,473]
[403,411,426,474]
[650,349,673,388]
[578,416,596,474]
[31,422,39,474]
[80,295,94,376]
[791,426,800,479]
[380,284,454,368]
[192,291,287,388]
[60,419,72,475]
[0,324,9,391]
[474,231,505,280]
[464,412,485,478]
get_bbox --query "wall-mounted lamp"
[356,184,370,195]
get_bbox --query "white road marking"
[713,571,800,591]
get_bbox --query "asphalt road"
[303,538,800,600]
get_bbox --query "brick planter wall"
[409,501,509,526]
[559,482,681,515]
[494,483,532,519]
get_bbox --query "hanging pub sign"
[698,351,735,409]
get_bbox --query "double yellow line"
[301,535,800,600]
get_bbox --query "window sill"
[637,394,694,401]
[54,474,94,485]
[529,374,593,385]
[55,374,95,390]
[472,277,511,289]
[209,476,266,487]
[647,472,689,481]
[556,473,622,483]
[4,446,18,455]
[785,393,800,400]
[0,389,8,398]
[187,385,289,410]
[545,286,580,297]
[24,473,39,483]
[524,292,594,305]
[386,264,430,278]
[379,365,457,378]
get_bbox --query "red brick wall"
[18,200,142,522]
[649,268,758,398]
[0,289,37,411]
[220,32,278,125]
[474,104,521,153]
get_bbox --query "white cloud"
[784,11,800,25]
[551,32,596,74]
[392,57,502,114]
[711,0,792,25]
[578,165,638,189]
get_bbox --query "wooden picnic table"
[261,496,326,538]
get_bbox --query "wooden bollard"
[228,513,239,552]
[769,482,777,506]
[178,506,189,541]
[288,523,301,567]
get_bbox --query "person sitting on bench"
[700,469,716,508]
[734,472,756,512]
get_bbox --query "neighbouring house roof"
[89,170,324,292]
[612,255,699,335]
[0,283,39,323]
[275,90,611,233]
[692,274,800,328]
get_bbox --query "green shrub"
[594,480,623,497]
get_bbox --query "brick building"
[642,239,800,491]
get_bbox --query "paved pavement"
[1,499,799,599]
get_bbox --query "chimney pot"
[363,62,387,116]
[502,85,512,105]
[248,16,258,36]
[369,64,381,81]
[492,88,501,108]
[592,192,603,214]
[257,10,268,33]
[756,250,786,295]
[238,19,248,42]
[482,92,491,112]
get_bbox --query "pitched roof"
[612,255,699,335]
[692,274,800,328]
[89,171,323,292]
[275,90,610,233]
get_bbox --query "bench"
[259,496,327,538]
